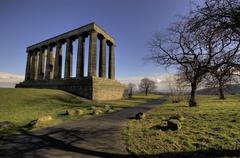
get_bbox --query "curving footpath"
[0,97,167,158]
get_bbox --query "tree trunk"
[189,81,197,107]
[219,84,225,100]
[145,88,148,96]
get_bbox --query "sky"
[0,0,204,87]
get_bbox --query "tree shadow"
[149,125,168,131]
[1,127,239,158]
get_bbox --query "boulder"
[0,121,16,131]
[135,112,146,120]
[167,119,181,131]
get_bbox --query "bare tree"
[139,78,157,96]
[189,0,240,36]
[204,64,239,99]
[128,83,136,98]
[148,16,240,107]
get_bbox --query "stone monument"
[16,22,126,100]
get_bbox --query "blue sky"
[0,0,203,79]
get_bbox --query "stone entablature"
[16,23,126,100]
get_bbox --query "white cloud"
[0,72,24,88]
[118,73,175,92]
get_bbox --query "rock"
[38,115,52,122]
[135,112,146,120]
[0,121,16,131]
[92,108,103,115]
[167,119,181,131]
[90,106,97,110]
[104,105,111,110]
[25,120,38,128]
[106,109,114,113]
[160,116,167,121]
[74,109,84,115]
[170,114,185,122]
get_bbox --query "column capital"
[27,50,34,54]
[66,37,73,43]
[107,41,115,47]
[88,29,97,35]
[40,47,45,52]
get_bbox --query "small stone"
[38,115,52,122]
[170,114,185,122]
[90,106,97,110]
[92,108,103,115]
[106,109,114,113]
[0,121,16,131]
[104,105,111,110]
[135,112,146,120]
[75,109,84,115]
[167,119,181,131]
[160,116,167,121]
[25,120,38,128]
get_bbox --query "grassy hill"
[0,88,160,134]
[197,84,240,95]
[123,95,240,157]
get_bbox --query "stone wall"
[16,77,127,101]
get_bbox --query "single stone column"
[45,45,54,80]
[54,42,62,79]
[88,30,97,77]
[42,50,46,79]
[108,43,115,79]
[25,51,31,81]
[30,51,36,80]
[37,48,44,80]
[99,38,106,78]
[64,38,73,79]
[32,50,39,80]
[76,34,85,78]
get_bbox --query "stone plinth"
[16,77,127,101]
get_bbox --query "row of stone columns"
[25,30,115,81]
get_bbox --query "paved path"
[0,97,166,158]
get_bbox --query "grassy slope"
[0,88,159,128]
[123,95,240,157]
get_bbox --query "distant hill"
[197,84,240,95]
[0,72,24,88]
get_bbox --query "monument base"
[15,77,127,101]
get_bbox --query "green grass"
[123,95,240,157]
[0,88,159,135]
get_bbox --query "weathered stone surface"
[135,112,146,120]
[167,119,181,130]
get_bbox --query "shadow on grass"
[0,128,239,158]
[150,125,168,131]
